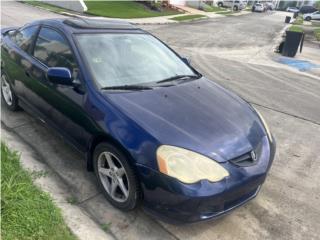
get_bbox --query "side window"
[12,25,39,52]
[33,27,77,77]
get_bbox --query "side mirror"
[181,57,191,65]
[47,67,72,86]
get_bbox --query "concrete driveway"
[1,2,320,240]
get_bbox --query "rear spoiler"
[1,27,18,35]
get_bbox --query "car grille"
[229,141,263,167]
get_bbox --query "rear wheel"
[1,73,19,111]
[306,16,311,21]
[93,143,140,210]
[233,5,238,11]
[218,2,223,7]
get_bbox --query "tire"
[1,73,19,111]
[233,6,238,11]
[93,143,140,211]
[306,16,311,21]
[218,2,223,7]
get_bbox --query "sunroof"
[63,18,137,30]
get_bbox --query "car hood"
[103,78,265,163]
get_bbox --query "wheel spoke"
[98,168,111,177]
[110,179,118,197]
[117,167,125,177]
[117,177,128,198]
[104,152,115,169]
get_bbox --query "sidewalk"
[121,5,252,24]
[61,11,218,25]
[61,9,250,25]
[174,5,251,17]
[54,4,251,24]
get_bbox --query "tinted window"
[12,25,38,52]
[33,27,77,74]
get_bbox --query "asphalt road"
[1,2,320,240]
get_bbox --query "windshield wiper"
[101,84,153,91]
[156,74,200,84]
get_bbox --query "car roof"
[29,18,145,34]
[63,18,138,30]
[301,5,316,9]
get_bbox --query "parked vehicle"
[265,2,275,10]
[299,5,318,14]
[253,3,265,12]
[217,0,245,11]
[286,7,299,13]
[303,11,320,21]
[1,18,276,223]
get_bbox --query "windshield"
[76,33,197,88]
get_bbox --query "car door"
[1,25,40,99]
[314,11,320,20]
[26,26,89,150]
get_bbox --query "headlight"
[252,106,273,142]
[156,145,229,184]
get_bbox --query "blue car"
[1,18,275,223]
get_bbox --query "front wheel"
[93,143,140,211]
[1,73,19,111]
[233,6,238,11]
[305,16,311,21]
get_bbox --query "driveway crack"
[250,102,320,126]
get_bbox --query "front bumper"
[137,136,276,223]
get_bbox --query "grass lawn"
[85,1,181,18]
[170,14,207,21]
[315,28,320,41]
[202,5,224,12]
[1,143,76,240]
[288,25,303,32]
[292,16,303,25]
[22,1,67,13]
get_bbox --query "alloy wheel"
[1,74,13,106]
[97,151,129,203]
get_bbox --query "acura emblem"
[251,151,257,162]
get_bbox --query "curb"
[272,24,289,52]
[60,11,209,25]
[1,124,114,240]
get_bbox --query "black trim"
[63,18,138,30]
